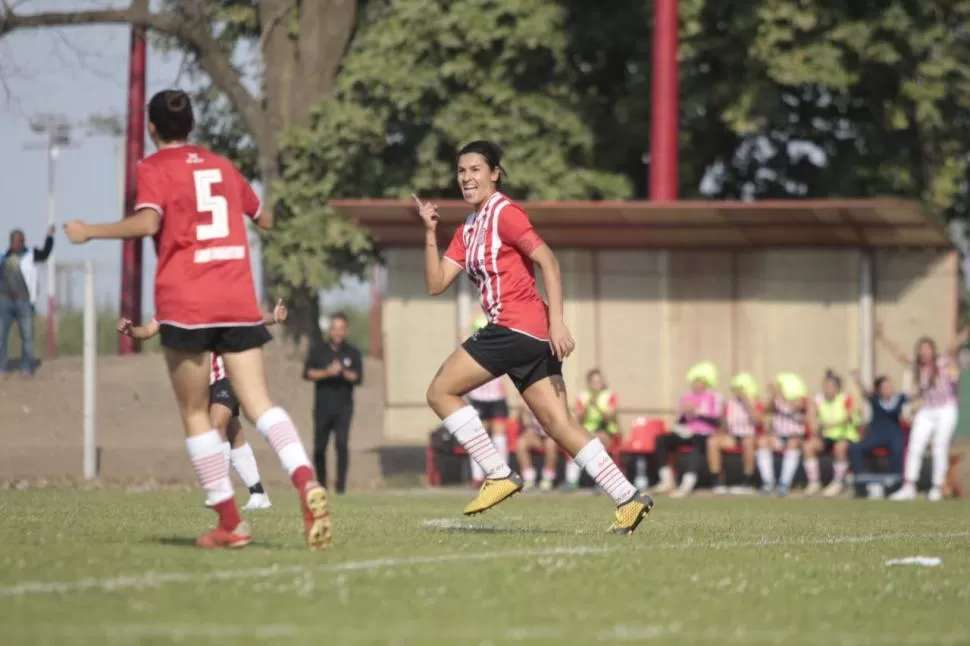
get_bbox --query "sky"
[0,0,369,315]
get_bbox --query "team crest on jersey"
[185,152,204,164]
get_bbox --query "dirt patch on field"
[0,337,388,490]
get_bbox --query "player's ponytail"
[148,89,195,143]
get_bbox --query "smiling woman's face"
[457,153,500,205]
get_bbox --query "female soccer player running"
[116,299,289,510]
[415,140,653,534]
[63,89,330,550]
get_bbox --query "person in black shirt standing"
[303,312,363,494]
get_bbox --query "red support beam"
[649,0,679,200]
[119,20,147,354]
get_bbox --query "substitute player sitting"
[64,89,330,550]
[415,139,652,534]
[117,298,288,510]
[514,405,557,491]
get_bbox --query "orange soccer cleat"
[196,521,252,549]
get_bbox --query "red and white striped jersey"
[210,353,226,385]
[444,192,550,340]
[467,377,506,402]
[914,355,958,409]
[770,396,806,437]
[726,397,762,437]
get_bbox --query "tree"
[0,0,365,345]
[281,0,632,210]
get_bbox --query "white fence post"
[83,260,97,480]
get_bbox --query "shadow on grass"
[150,536,292,550]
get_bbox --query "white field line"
[1,530,967,599]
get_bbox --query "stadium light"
[24,113,74,358]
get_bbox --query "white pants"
[903,403,958,487]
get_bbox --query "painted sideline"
[1,530,967,599]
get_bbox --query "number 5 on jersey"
[194,169,229,241]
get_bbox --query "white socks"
[256,407,311,475]
[804,457,820,485]
[756,448,775,487]
[565,460,582,485]
[186,430,234,506]
[230,442,262,489]
[444,406,511,479]
[833,460,848,484]
[492,434,508,461]
[780,449,800,487]
[574,438,636,505]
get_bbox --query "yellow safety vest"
[816,392,859,442]
[579,389,617,435]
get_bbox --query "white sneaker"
[523,479,536,491]
[867,484,885,500]
[729,485,754,495]
[671,473,697,498]
[928,487,943,502]
[889,484,916,501]
[538,479,553,492]
[243,492,272,510]
[822,481,844,498]
[804,482,822,496]
[653,467,676,494]
[712,484,728,495]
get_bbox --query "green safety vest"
[816,392,859,442]
[579,389,617,435]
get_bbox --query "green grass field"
[1,489,968,645]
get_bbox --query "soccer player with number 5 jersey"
[63,90,330,550]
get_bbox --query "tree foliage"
[282,0,633,206]
[5,0,970,337]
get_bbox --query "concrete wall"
[381,248,957,443]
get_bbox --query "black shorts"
[469,398,510,422]
[462,324,562,393]
[159,324,272,354]
[209,378,240,418]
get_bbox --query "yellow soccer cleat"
[608,491,654,535]
[463,471,524,516]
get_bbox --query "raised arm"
[874,322,911,366]
[849,369,874,398]
[944,327,970,359]
[413,194,463,296]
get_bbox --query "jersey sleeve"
[236,168,262,220]
[134,162,166,217]
[443,227,467,269]
[497,204,544,257]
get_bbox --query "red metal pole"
[119,20,147,355]
[649,0,679,200]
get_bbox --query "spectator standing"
[878,326,966,501]
[0,226,54,377]
[303,312,363,494]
